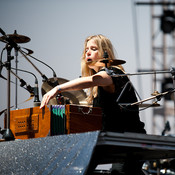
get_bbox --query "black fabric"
[93,67,146,134]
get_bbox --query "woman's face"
[85,39,100,71]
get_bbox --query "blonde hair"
[81,34,123,104]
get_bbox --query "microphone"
[11,67,41,106]
[33,78,41,107]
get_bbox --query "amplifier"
[7,105,102,139]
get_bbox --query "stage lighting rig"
[160,10,175,34]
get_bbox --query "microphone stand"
[19,49,48,81]
[2,42,15,141]
[112,67,175,112]
[10,67,41,106]
[0,28,32,140]
[15,47,18,109]
[21,49,57,78]
[130,89,175,106]
[111,70,171,77]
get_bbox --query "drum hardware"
[19,49,48,81]
[99,58,126,65]
[41,77,87,105]
[0,30,31,109]
[0,28,44,140]
[0,30,31,44]
[0,29,49,81]
[131,89,175,107]
[86,51,126,68]
[98,51,126,75]
[111,70,171,78]
[22,50,57,78]
[0,28,18,140]
[90,59,126,69]
[116,80,160,108]
[113,68,175,110]
[22,47,34,55]
[139,103,160,108]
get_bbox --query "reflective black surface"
[0,131,100,175]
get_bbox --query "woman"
[40,34,145,133]
[40,34,146,174]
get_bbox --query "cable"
[20,48,57,77]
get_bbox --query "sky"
[0,0,169,135]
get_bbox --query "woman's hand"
[40,86,59,109]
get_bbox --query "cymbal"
[0,30,30,43]
[41,77,87,105]
[100,59,126,65]
[92,59,126,67]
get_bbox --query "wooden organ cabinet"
[7,105,102,139]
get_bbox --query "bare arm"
[40,71,113,108]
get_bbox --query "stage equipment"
[160,10,175,34]
[0,30,31,43]
[112,67,175,109]
[162,121,171,136]
[6,105,102,139]
[139,103,160,108]
[21,47,34,55]
[86,131,175,174]
[86,51,126,69]
[22,50,57,78]
[161,77,174,100]
[0,30,31,109]
[0,131,99,175]
[1,131,175,174]
[0,28,57,139]
[93,58,126,67]
[41,77,87,105]
[0,29,21,140]
[0,29,48,81]
[10,67,41,106]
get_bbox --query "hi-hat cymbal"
[41,77,87,105]
[0,30,30,43]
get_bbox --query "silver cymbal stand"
[15,48,18,109]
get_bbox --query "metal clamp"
[78,107,92,115]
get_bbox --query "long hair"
[81,34,123,104]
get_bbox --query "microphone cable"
[11,67,41,106]
[20,48,57,78]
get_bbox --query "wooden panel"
[66,104,102,134]
[15,114,39,133]
[9,106,51,139]
[8,105,102,140]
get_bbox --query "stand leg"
[3,44,15,141]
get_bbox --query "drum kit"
[1,29,175,174]
[0,31,135,107]
[1,30,172,107]
[1,29,175,116]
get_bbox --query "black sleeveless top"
[93,67,146,133]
